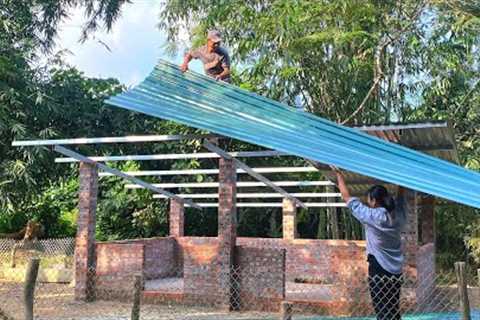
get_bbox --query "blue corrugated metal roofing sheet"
[106,60,480,209]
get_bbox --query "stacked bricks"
[95,242,144,300]
[75,162,98,301]
[180,237,220,306]
[419,195,436,244]
[236,238,367,286]
[236,237,368,315]
[401,188,436,307]
[415,243,435,306]
[169,199,185,237]
[96,237,177,280]
[234,246,286,311]
[416,195,436,306]
[217,157,237,309]
[282,198,297,240]
[402,189,420,276]
[141,237,177,279]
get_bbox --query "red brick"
[170,199,184,237]
[75,162,98,301]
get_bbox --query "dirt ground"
[0,280,278,320]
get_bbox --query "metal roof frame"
[11,119,463,208]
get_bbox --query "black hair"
[367,185,395,213]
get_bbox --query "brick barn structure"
[14,121,456,316]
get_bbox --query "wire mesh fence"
[289,271,462,320]
[0,238,477,320]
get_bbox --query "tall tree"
[159,0,432,124]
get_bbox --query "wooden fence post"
[24,258,40,320]
[131,274,143,320]
[455,262,471,320]
[0,307,15,320]
[477,268,480,289]
[280,301,293,320]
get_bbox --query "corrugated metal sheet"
[357,122,458,164]
[106,60,480,209]
[342,122,459,198]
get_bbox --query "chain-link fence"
[0,239,478,320]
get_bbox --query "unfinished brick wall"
[178,237,220,305]
[416,243,435,305]
[175,237,287,311]
[143,237,177,279]
[96,237,177,280]
[96,241,144,298]
[236,238,367,285]
[234,246,286,311]
[419,196,435,245]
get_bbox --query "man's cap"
[207,30,222,43]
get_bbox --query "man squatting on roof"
[180,30,231,83]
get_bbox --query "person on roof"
[332,166,407,320]
[180,30,231,83]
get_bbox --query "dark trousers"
[367,254,402,320]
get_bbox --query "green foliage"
[158,0,480,268]
[1,0,480,277]
[28,178,79,238]
[0,0,175,240]
[159,0,429,124]
[96,162,168,241]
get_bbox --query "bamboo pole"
[24,258,40,320]
[280,301,293,320]
[455,262,471,320]
[131,274,143,320]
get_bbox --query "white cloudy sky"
[55,1,203,86]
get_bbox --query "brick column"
[402,189,419,271]
[169,199,185,237]
[419,195,435,244]
[217,157,237,310]
[282,198,297,240]
[75,162,98,301]
[327,185,339,239]
[400,188,437,306]
[416,194,436,305]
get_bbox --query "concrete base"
[145,277,183,292]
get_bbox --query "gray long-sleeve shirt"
[347,196,407,274]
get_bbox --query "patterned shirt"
[189,45,231,82]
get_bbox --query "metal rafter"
[99,166,318,177]
[54,150,290,163]
[153,192,341,199]
[203,140,307,209]
[12,133,219,146]
[53,146,201,210]
[125,181,334,189]
[181,203,347,208]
